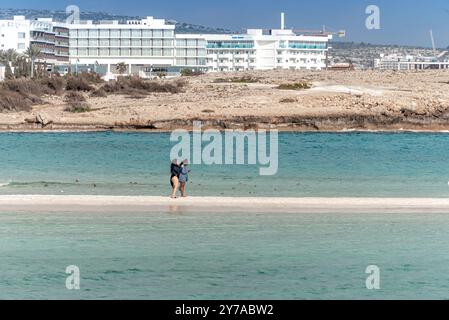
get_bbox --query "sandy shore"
[1,195,449,213]
[2,69,449,132]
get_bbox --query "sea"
[2,132,449,299]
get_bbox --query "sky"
[2,0,449,47]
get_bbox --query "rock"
[36,114,53,127]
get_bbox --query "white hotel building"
[0,14,332,77]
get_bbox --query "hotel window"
[163,49,173,56]
[89,29,99,37]
[110,48,119,56]
[187,39,197,47]
[69,39,77,46]
[198,58,206,65]
[18,32,26,39]
[110,39,119,46]
[153,48,161,56]
[78,30,88,38]
[121,30,131,37]
[153,39,162,47]
[142,30,152,38]
[163,39,173,47]
[120,48,130,56]
[142,48,152,56]
[78,48,88,56]
[176,39,186,47]
[99,48,109,56]
[69,29,77,37]
[186,49,196,56]
[142,39,152,46]
[153,30,162,38]
[69,48,77,56]
[198,40,206,47]
[89,39,98,46]
[17,43,25,50]
[88,48,98,56]
[110,29,120,37]
[99,29,109,37]
[131,48,141,56]
[176,49,186,56]
[131,30,141,38]
[99,39,109,46]
[131,39,141,47]
[163,30,173,37]
[198,49,206,56]
[176,58,186,65]
[187,58,196,66]
[78,39,88,46]
[121,39,130,46]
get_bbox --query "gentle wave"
[0,181,146,188]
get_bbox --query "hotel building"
[0,14,332,77]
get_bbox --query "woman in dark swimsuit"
[170,160,182,198]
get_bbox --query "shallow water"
[1,132,449,197]
[2,210,449,300]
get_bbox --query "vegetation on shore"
[0,48,188,113]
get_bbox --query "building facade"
[0,15,332,77]
[374,54,449,71]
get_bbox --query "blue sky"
[2,0,449,47]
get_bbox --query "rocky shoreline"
[1,69,449,132]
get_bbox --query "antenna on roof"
[430,29,436,55]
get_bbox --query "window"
[69,48,77,56]
[18,32,26,39]
[78,39,88,46]
[99,39,109,46]
[18,43,25,50]
[110,29,120,37]
[121,30,130,37]
[142,39,152,46]
[69,30,77,37]
[163,48,173,56]
[163,39,173,47]
[99,48,109,56]
[99,29,109,37]
[121,39,130,46]
[153,39,162,46]
[88,48,98,56]
[110,48,119,56]
[131,48,141,56]
[163,30,174,37]
[110,39,119,46]
[153,48,161,56]
[78,30,88,38]
[142,48,152,56]
[89,39,98,46]
[120,48,130,56]
[89,29,99,37]
[131,30,141,37]
[176,39,186,47]
[142,30,152,38]
[152,30,162,37]
[131,39,141,47]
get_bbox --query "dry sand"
[1,69,449,131]
[2,195,449,213]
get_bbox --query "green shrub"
[277,82,311,90]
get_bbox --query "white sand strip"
[1,195,449,213]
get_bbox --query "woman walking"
[170,160,182,198]
[179,160,191,198]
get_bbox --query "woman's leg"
[180,182,186,197]
[171,176,179,198]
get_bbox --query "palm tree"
[25,45,41,78]
[116,62,127,75]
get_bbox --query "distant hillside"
[0,8,233,34]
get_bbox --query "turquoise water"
[3,132,449,299]
[2,210,449,300]
[1,132,449,197]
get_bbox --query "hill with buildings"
[0,8,233,34]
